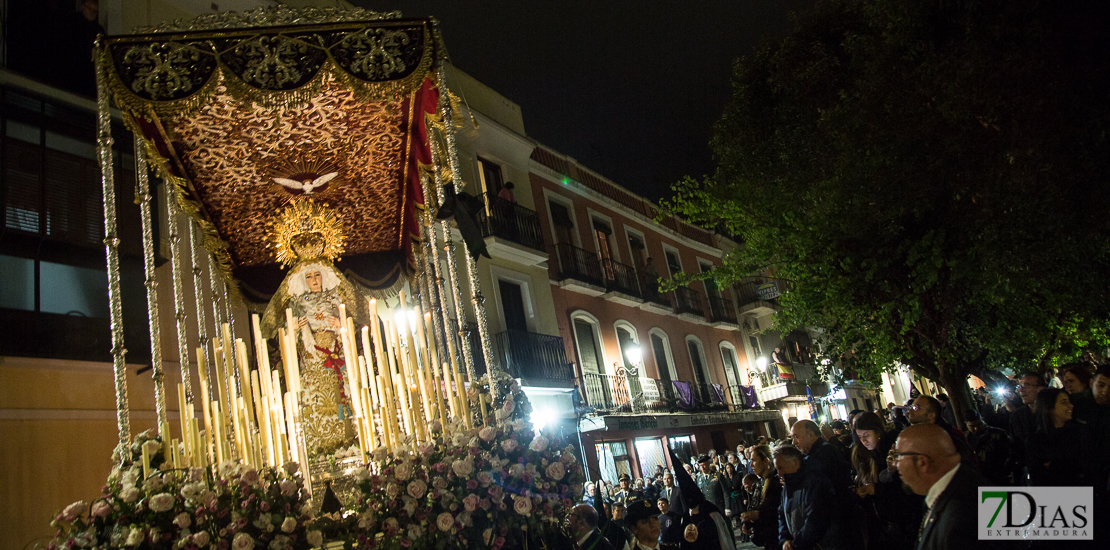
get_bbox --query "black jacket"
[915,465,1018,550]
[779,463,848,550]
[748,473,782,549]
[578,530,617,550]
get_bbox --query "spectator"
[1009,372,1046,484]
[566,500,617,550]
[740,445,782,550]
[659,472,685,517]
[892,406,910,430]
[892,424,994,550]
[696,455,728,515]
[964,409,1012,486]
[851,412,921,550]
[1026,387,1092,486]
[906,395,976,468]
[936,393,957,427]
[658,498,682,545]
[775,445,847,550]
[1061,363,1098,423]
[614,474,634,505]
[603,501,632,550]
[789,419,854,496]
[823,422,851,462]
[722,462,744,526]
[623,499,666,550]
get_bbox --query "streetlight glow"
[756,356,769,371]
[624,345,642,365]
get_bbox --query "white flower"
[192,532,210,547]
[529,435,550,452]
[407,525,424,540]
[513,495,532,516]
[282,462,299,475]
[180,482,205,501]
[143,474,164,492]
[149,493,176,513]
[280,517,297,533]
[451,459,474,477]
[478,426,497,442]
[407,479,427,499]
[402,496,417,516]
[394,463,412,481]
[174,512,192,528]
[503,399,515,414]
[500,439,518,453]
[463,494,479,512]
[252,513,272,529]
[354,467,371,482]
[436,512,455,532]
[232,532,254,550]
[121,486,140,503]
[477,471,492,486]
[125,527,145,546]
[509,463,525,478]
[372,447,389,461]
[307,530,323,548]
[62,500,87,521]
[452,432,469,447]
[545,462,566,481]
[269,535,291,550]
[91,500,112,518]
[279,480,297,497]
[418,442,435,456]
[386,483,400,499]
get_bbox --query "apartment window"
[0,86,149,362]
[720,343,741,388]
[548,200,575,245]
[596,441,632,483]
[700,261,720,299]
[477,157,504,195]
[664,249,682,277]
[593,218,614,279]
[649,329,677,382]
[628,234,647,268]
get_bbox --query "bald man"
[893,425,1002,550]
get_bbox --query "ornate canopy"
[97,7,446,300]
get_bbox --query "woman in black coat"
[1027,387,1092,487]
[851,412,922,550]
[739,445,781,550]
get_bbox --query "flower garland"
[49,375,583,550]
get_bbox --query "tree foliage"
[663,0,1110,423]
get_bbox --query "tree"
[663,0,1110,426]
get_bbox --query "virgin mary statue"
[261,200,368,459]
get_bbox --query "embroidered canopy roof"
[97,7,445,299]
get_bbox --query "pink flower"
[436,512,454,532]
[418,442,435,457]
[232,533,254,550]
[400,539,411,548]
[466,480,478,490]
[479,498,491,510]
[463,494,479,512]
[476,471,492,486]
[494,537,506,547]
[513,496,532,516]
[62,500,86,521]
[545,462,566,481]
[383,518,399,535]
[478,426,497,442]
[500,439,518,453]
[406,479,426,499]
[91,500,112,518]
[242,469,259,484]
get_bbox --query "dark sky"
[354,1,815,201]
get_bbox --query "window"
[668,435,694,466]
[649,329,677,382]
[720,343,741,389]
[547,199,575,245]
[572,315,605,374]
[596,441,632,484]
[634,438,668,478]
[700,261,720,299]
[664,248,682,277]
[627,233,647,269]
[749,335,763,358]
[592,217,615,279]
[477,157,503,195]
[0,86,149,362]
[686,336,710,386]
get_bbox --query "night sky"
[354,1,815,201]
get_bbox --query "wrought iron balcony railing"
[602,258,641,297]
[493,329,574,380]
[674,286,705,317]
[736,278,791,308]
[555,243,605,287]
[473,192,545,252]
[707,295,738,325]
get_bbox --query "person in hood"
[668,450,736,550]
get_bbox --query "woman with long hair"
[851,412,920,550]
[738,445,781,550]
[1027,387,1092,486]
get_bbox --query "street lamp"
[756,356,769,372]
[624,344,642,366]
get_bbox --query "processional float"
[49,7,584,550]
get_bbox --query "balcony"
[555,243,606,295]
[706,295,739,328]
[601,258,643,305]
[756,374,829,404]
[493,329,575,384]
[736,278,791,317]
[674,286,706,321]
[581,372,675,412]
[473,193,547,266]
[638,274,674,314]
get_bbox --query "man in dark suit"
[659,472,686,517]
[565,502,618,550]
[895,424,1016,550]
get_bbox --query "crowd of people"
[562,362,1110,550]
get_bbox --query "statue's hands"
[328,315,342,328]
[297,317,309,328]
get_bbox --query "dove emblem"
[272,171,338,195]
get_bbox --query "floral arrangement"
[49,374,583,550]
[339,373,585,550]
[48,460,319,550]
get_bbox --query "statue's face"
[305,270,323,292]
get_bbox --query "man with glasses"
[1009,373,1045,485]
[565,503,617,550]
[892,424,1003,550]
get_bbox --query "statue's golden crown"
[267,199,346,266]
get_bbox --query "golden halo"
[268,199,346,266]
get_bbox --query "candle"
[416,311,448,427]
[212,401,224,463]
[385,319,416,439]
[397,294,433,428]
[141,442,151,479]
[236,340,255,425]
[370,301,402,444]
[212,343,229,428]
[339,326,363,421]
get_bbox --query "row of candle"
[165,292,488,481]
